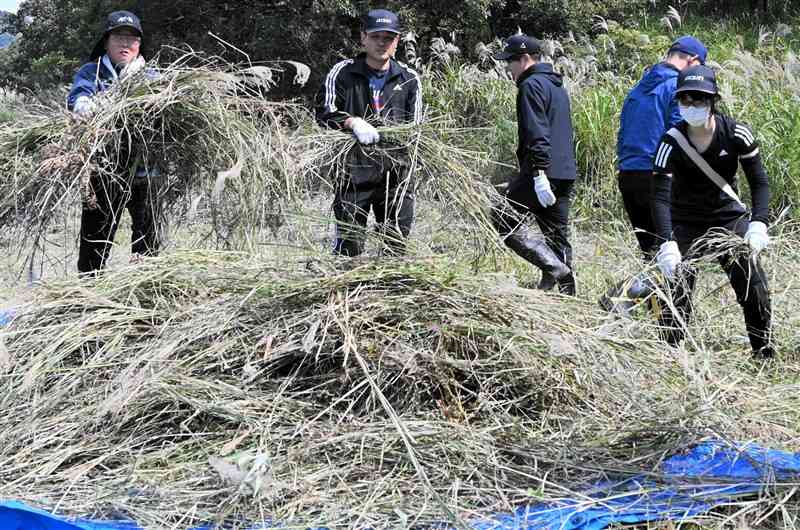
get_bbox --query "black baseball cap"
[364,9,401,34]
[675,65,718,96]
[492,34,542,61]
[90,11,144,60]
[104,11,143,37]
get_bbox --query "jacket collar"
[352,53,404,80]
[101,54,120,81]
[516,62,554,86]
[659,61,681,74]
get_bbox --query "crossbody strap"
[666,128,746,209]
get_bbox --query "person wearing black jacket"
[652,65,774,358]
[490,35,577,294]
[315,9,422,257]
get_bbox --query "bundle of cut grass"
[0,52,311,254]
[2,251,800,528]
[298,116,504,255]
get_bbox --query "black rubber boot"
[557,272,577,296]
[538,272,558,291]
[599,273,655,316]
[753,345,776,360]
[505,234,571,282]
[599,280,634,314]
[541,272,578,295]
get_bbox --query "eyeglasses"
[677,93,711,108]
[367,34,398,44]
[109,34,141,45]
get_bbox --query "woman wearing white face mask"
[650,65,774,358]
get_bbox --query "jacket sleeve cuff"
[521,160,550,176]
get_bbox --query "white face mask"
[679,104,711,127]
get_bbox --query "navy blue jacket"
[516,63,577,180]
[617,62,682,172]
[67,55,157,177]
[68,55,123,111]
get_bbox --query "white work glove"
[120,56,146,80]
[350,117,380,145]
[73,95,97,117]
[533,171,557,207]
[656,241,682,279]
[744,221,769,254]
[119,55,145,81]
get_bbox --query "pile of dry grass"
[2,251,800,528]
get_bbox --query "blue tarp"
[2,439,800,530]
[0,308,13,326]
[0,501,140,530]
[473,441,800,530]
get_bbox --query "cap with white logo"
[104,10,143,37]
[492,34,542,61]
[90,10,144,60]
[364,9,401,34]
[676,64,718,96]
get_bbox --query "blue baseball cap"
[364,9,401,34]
[492,34,542,61]
[669,36,707,64]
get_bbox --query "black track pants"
[618,170,660,260]
[659,217,772,352]
[78,176,159,274]
[493,174,575,270]
[332,179,414,257]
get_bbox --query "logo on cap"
[376,18,392,23]
[118,16,134,24]
[519,43,527,49]
[685,75,705,81]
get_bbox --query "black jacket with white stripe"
[651,113,770,241]
[315,54,422,186]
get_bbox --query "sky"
[0,0,19,13]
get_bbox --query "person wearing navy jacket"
[601,36,707,314]
[490,34,577,295]
[315,9,422,257]
[67,10,158,274]
[617,36,707,257]
[652,65,774,358]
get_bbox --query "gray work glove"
[73,96,97,117]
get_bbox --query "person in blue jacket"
[67,10,158,275]
[490,34,578,295]
[601,36,707,313]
